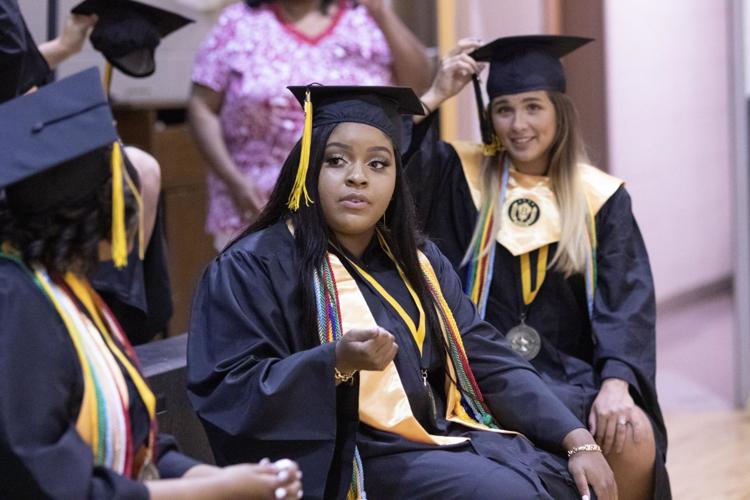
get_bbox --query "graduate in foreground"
[0,68,301,500]
[187,84,617,500]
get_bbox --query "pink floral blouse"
[192,0,394,236]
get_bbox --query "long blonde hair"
[462,91,591,277]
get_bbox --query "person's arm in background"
[37,14,97,69]
[359,0,432,94]
[188,84,266,219]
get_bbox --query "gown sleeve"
[422,243,584,451]
[187,241,357,498]
[0,263,149,499]
[592,186,657,398]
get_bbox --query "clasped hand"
[335,327,398,374]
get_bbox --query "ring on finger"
[617,416,628,426]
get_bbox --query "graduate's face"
[491,90,557,174]
[318,123,396,243]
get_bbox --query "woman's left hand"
[588,378,642,454]
[58,14,98,57]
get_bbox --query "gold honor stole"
[326,252,515,444]
[451,141,623,255]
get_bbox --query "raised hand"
[335,327,399,374]
[419,38,486,115]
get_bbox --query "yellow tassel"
[287,90,314,211]
[111,142,128,268]
[482,135,502,157]
[103,62,113,97]
[122,165,145,260]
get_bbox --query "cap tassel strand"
[288,90,314,211]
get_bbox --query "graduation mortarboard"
[71,0,194,79]
[469,35,592,154]
[285,85,424,210]
[0,67,142,267]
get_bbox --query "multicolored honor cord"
[465,156,510,318]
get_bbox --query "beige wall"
[604,0,733,301]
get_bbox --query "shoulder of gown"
[0,259,149,499]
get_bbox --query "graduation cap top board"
[470,35,592,98]
[71,0,194,78]
[0,67,141,267]
[285,85,424,210]
[468,35,592,152]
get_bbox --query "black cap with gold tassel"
[285,84,425,210]
[0,67,138,268]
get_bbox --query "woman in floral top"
[189,0,431,249]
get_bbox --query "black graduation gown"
[187,221,597,500]
[90,207,173,345]
[0,0,51,103]
[404,115,671,497]
[0,259,198,499]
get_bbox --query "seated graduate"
[0,68,302,500]
[407,36,670,499]
[187,84,617,500]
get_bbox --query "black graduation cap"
[285,85,424,210]
[470,35,592,98]
[71,0,194,78]
[0,67,140,267]
[468,35,592,153]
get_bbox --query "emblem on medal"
[506,322,541,360]
[508,198,540,227]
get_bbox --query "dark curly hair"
[0,148,139,276]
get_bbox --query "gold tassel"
[111,142,128,268]
[103,62,113,97]
[122,165,145,260]
[287,89,314,211]
[482,135,502,157]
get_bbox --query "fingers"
[442,54,483,76]
[590,468,618,500]
[340,327,398,371]
[601,416,617,455]
[613,418,628,454]
[571,468,590,500]
[587,408,597,436]
[450,37,483,56]
[343,327,381,342]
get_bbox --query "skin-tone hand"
[588,378,642,455]
[188,84,264,221]
[356,0,432,93]
[335,327,399,374]
[147,459,303,500]
[562,428,618,500]
[38,14,98,69]
[228,177,267,221]
[59,14,98,56]
[417,38,485,121]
